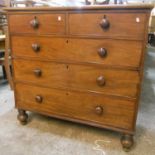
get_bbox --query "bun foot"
[17,109,28,125]
[121,134,134,151]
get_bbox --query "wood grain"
[11,36,143,68]
[4,4,154,11]
[69,13,146,40]
[6,5,153,145]
[13,59,140,98]
[9,14,66,34]
[16,83,136,130]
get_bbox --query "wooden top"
[4,4,154,12]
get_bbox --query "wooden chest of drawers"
[6,5,153,151]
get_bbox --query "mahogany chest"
[6,5,153,150]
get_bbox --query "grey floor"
[0,68,14,115]
[0,46,155,155]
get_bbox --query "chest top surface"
[4,4,154,12]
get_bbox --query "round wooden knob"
[30,17,39,29]
[98,48,107,58]
[34,69,42,77]
[96,76,106,86]
[35,95,43,103]
[32,43,40,52]
[95,106,103,115]
[100,15,110,30]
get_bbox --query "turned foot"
[121,134,134,151]
[17,109,28,125]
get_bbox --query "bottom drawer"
[15,83,136,130]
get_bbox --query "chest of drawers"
[6,5,153,151]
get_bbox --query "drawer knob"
[97,76,106,86]
[30,16,39,29]
[35,95,43,103]
[34,69,42,77]
[98,48,107,58]
[32,43,40,52]
[95,106,103,115]
[100,15,110,30]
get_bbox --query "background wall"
[0,0,5,6]
[3,0,10,7]
[2,0,155,7]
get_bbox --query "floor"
[0,47,155,155]
[0,67,14,115]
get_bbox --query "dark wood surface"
[4,4,154,11]
[69,12,146,40]
[16,83,136,131]
[6,5,153,150]
[9,14,66,34]
[11,36,143,68]
[13,59,140,98]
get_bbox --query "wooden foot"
[121,134,134,151]
[17,109,28,125]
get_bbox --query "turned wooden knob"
[34,69,42,77]
[32,43,40,52]
[17,110,28,125]
[95,106,103,115]
[98,48,107,58]
[100,15,110,30]
[30,16,39,29]
[121,134,134,151]
[96,76,106,86]
[35,95,43,103]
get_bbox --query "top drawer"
[69,13,146,40]
[9,14,66,34]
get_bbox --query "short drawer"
[9,14,66,34]
[16,83,136,130]
[13,59,140,98]
[11,36,142,68]
[69,13,146,39]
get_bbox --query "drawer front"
[16,83,136,130]
[9,14,66,34]
[69,13,146,39]
[11,36,142,68]
[13,59,140,98]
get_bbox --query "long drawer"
[15,83,136,130]
[11,36,142,68]
[13,59,140,98]
[9,14,66,34]
[69,13,146,40]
